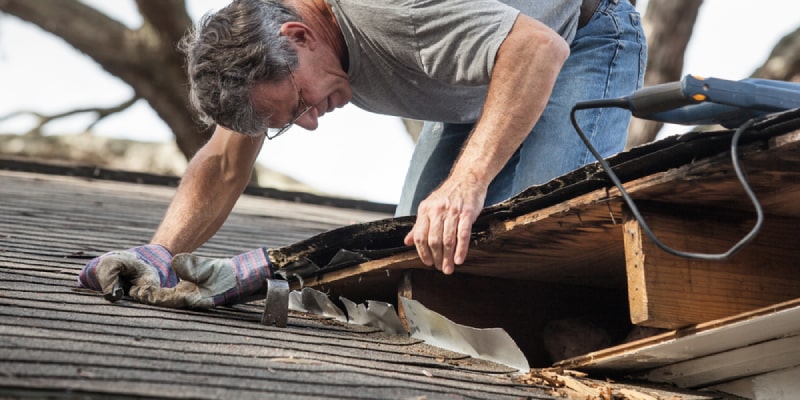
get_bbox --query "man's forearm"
[404,14,571,273]
[151,127,264,254]
[451,14,569,186]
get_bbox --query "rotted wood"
[300,187,629,299]
[615,129,800,218]
[623,202,800,329]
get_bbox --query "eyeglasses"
[265,65,313,140]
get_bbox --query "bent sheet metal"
[400,296,530,372]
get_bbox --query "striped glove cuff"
[212,247,273,306]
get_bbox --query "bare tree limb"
[136,0,191,48]
[0,0,135,71]
[0,0,212,159]
[0,96,140,136]
[752,26,800,82]
[85,97,142,130]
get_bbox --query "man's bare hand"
[400,15,569,275]
[404,179,486,274]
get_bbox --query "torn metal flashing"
[401,297,530,373]
[279,287,530,371]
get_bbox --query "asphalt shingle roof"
[0,167,552,399]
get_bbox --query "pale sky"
[0,1,797,203]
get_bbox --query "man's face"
[251,52,352,134]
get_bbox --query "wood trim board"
[555,298,800,375]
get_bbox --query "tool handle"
[628,80,698,117]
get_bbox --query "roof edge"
[0,155,396,214]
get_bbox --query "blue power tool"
[623,75,800,128]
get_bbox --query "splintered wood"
[516,369,699,400]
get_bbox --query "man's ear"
[280,22,317,49]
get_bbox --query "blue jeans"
[396,0,647,216]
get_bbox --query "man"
[79,0,646,308]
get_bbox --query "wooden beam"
[623,202,800,328]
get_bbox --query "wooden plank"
[555,298,800,373]
[639,333,800,388]
[468,191,626,287]
[304,186,628,292]
[297,251,421,290]
[296,252,422,304]
[623,203,800,328]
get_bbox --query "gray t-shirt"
[328,0,581,123]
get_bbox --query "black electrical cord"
[570,100,764,260]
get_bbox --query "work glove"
[133,247,273,309]
[78,244,179,302]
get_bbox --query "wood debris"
[515,368,683,400]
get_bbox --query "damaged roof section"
[0,169,552,399]
[265,108,800,396]
[4,107,799,399]
[0,158,731,399]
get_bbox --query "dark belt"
[579,0,636,28]
[578,0,602,28]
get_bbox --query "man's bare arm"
[151,126,265,254]
[405,14,570,274]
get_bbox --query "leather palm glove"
[78,244,179,302]
[132,248,273,309]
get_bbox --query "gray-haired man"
[80,0,646,308]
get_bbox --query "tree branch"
[625,0,703,149]
[752,26,800,82]
[0,96,140,136]
[0,0,135,69]
[0,0,211,159]
[136,0,191,48]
